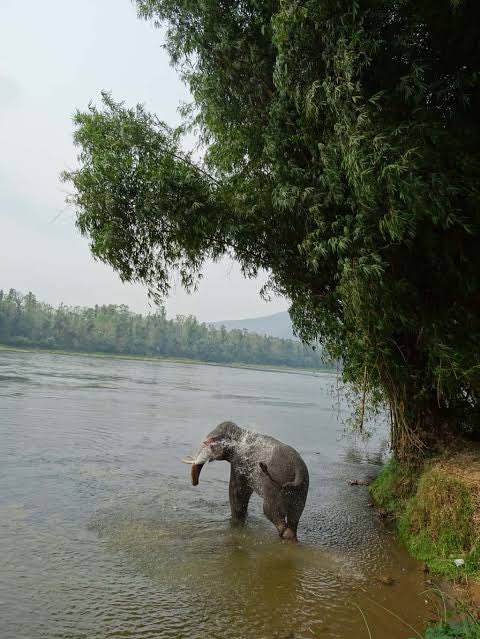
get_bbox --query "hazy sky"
[0,0,287,322]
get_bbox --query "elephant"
[183,421,309,541]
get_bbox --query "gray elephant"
[183,421,309,541]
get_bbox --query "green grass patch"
[419,619,480,639]
[399,470,479,579]
[370,458,420,512]
[370,461,480,580]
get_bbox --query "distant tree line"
[0,289,329,369]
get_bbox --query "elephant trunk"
[191,463,204,486]
[182,445,212,486]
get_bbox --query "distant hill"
[211,311,335,369]
[212,311,297,340]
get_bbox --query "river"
[0,350,430,638]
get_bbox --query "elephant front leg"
[229,466,252,526]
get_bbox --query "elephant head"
[182,421,242,485]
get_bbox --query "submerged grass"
[357,585,480,638]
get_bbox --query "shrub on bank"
[370,460,480,580]
[370,459,420,513]
[399,471,477,579]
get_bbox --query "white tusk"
[181,457,196,464]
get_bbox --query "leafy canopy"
[64,0,480,456]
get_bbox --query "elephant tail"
[259,462,280,488]
[259,462,299,491]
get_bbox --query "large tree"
[63,0,480,459]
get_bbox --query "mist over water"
[0,351,429,638]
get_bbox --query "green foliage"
[63,94,228,297]
[0,289,327,369]
[63,0,480,457]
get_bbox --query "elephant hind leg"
[282,513,300,542]
[262,485,303,541]
[283,491,307,541]
[282,527,297,542]
[262,493,288,538]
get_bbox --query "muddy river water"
[0,351,431,638]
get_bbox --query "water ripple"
[0,351,427,639]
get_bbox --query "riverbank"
[370,446,480,634]
[0,343,332,376]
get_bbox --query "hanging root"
[384,371,427,459]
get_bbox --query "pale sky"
[0,0,288,322]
